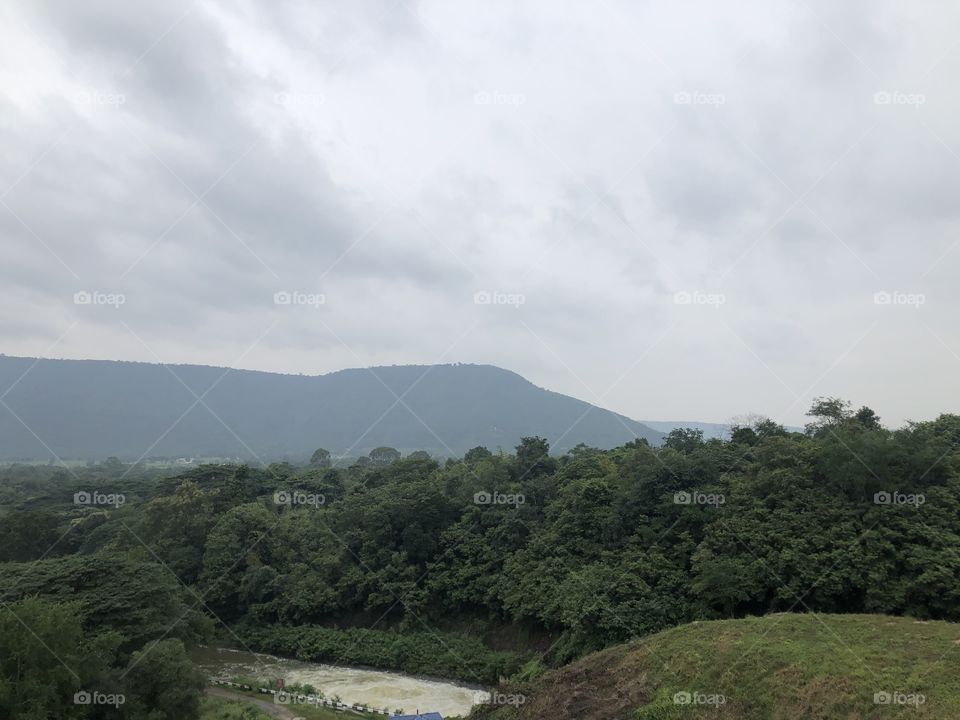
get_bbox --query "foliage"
[239,624,524,684]
[4,401,960,717]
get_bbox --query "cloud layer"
[2,0,959,428]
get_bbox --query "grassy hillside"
[473,614,960,719]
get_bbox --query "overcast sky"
[1,0,958,429]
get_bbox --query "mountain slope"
[474,613,958,719]
[0,356,663,460]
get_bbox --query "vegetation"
[238,624,524,684]
[470,613,960,719]
[200,696,271,720]
[2,398,960,717]
[0,598,204,720]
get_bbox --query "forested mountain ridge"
[0,355,664,460]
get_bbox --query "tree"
[805,397,851,436]
[309,448,332,468]
[0,555,209,653]
[133,481,215,583]
[691,555,757,617]
[730,425,758,446]
[201,504,277,616]
[123,639,206,720]
[369,447,401,467]
[731,418,787,446]
[514,436,555,480]
[854,406,882,430]
[0,599,97,720]
[0,510,64,562]
[464,446,492,463]
[754,418,788,439]
[662,427,705,453]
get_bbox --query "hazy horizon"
[0,351,896,431]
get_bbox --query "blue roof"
[390,714,444,720]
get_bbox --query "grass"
[474,613,960,719]
[200,696,271,719]
[208,684,386,720]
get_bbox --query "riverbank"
[205,686,379,719]
[205,688,299,719]
[193,643,488,717]
[237,624,526,685]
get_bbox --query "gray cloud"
[1,0,959,429]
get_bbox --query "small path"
[206,686,300,719]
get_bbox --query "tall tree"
[369,447,401,467]
[309,448,332,467]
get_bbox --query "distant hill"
[474,613,957,719]
[0,356,664,460]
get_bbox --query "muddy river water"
[192,644,489,717]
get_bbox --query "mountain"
[0,355,664,461]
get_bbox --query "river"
[191,644,489,718]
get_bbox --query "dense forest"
[2,398,959,718]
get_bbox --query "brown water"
[192,644,489,717]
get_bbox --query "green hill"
[0,356,663,460]
[473,613,960,719]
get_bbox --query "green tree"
[854,406,882,430]
[0,510,64,562]
[0,599,97,720]
[123,639,206,720]
[201,504,278,617]
[662,428,705,454]
[464,446,492,463]
[805,397,852,436]
[132,481,216,583]
[369,447,401,466]
[514,436,555,480]
[309,448,332,467]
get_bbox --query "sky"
[1,0,958,429]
